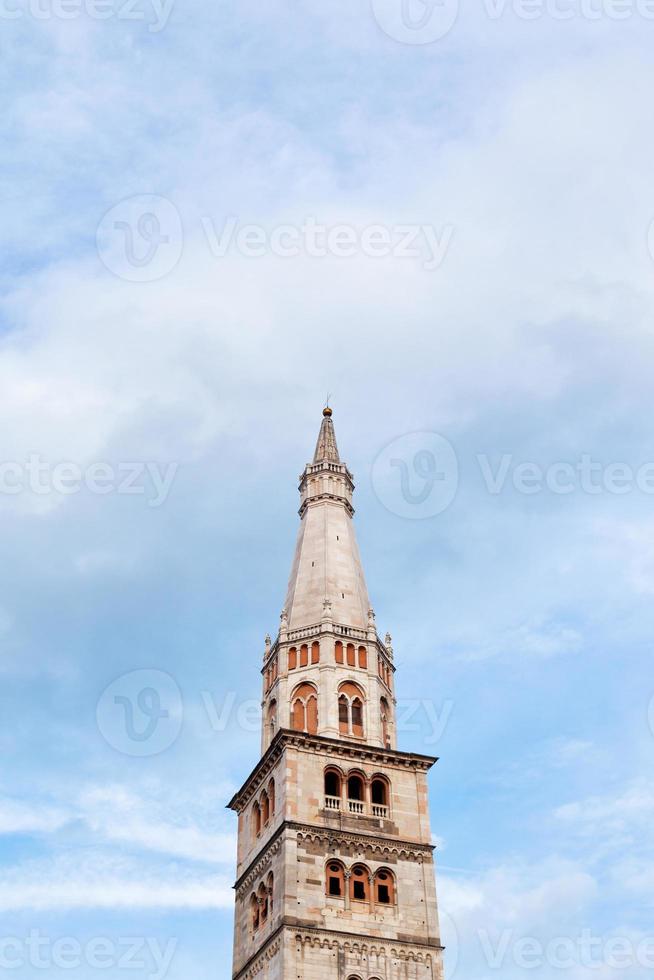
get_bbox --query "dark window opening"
[372,780,387,806]
[347,775,364,800]
[353,880,365,900]
[325,770,340,797]
[377,884,390,904]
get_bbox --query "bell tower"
[228,409,444,980]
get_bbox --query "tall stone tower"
[228,409,444,980]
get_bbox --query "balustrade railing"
[323,797,389,818]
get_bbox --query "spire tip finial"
[323,406,332,417]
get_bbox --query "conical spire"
[313,406,340,463]
[283,408,371,630]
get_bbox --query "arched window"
[288,647,297,670]
[349,864,370,903]
[375,868,396,905]
[252,801,261,838]
[326,861,345,897]
[261,790,269,826]
[299,644,309,667]
[335,641,344,664]
[346,643,356,667]
[371,776,388,807]
[258,881,268,922]
[380,697,390,748]
[338,682,366,738]
[338,694,349,733]
[358,645,367,669]
[250,893,259,931]
[291,683,318,735]
[351,697,363,737]
[347,772,364,802]
[268,699,277,739]
[311,641,320,664]
[324,767,342,801]
[266,872,274,914]
[268,779,275,817]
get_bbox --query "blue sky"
[1,0,654,977]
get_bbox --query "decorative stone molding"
[236,837,283,899]
[263,623,396,670]
[286,731,435,772]
[290,925,443,959]
[295,825,433,863]
[234,934,282,979]
[228,731,436,814]
[227,737,286,812]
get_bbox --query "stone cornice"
[234,821,435,895]
[294,823,435,862]
[289,923,444,955]
[233,923,444,979]
[228,730,437,813]
[226,731,287,811]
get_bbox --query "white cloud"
[0,852,232,912]
[0,797,70,836]
[78,784,236,864]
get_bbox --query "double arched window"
[251,778,276,841]
[291,682,318,734]
[338,682,365,737]
[250,871,274,932]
